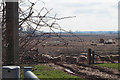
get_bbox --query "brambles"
[0,0,83,64]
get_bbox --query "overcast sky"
[36,0,118,31]
[2,0,119,31]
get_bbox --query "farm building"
[104,39,115,44]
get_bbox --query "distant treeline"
[19,31,118,37]
[36,35,77,37]
[73,31,118,34]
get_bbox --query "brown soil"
[43,63,120,80]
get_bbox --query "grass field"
[21,64,84,80]
[94,63,120,70]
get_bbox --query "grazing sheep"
[66,56,78,64]
[51,56,62,63]
[94,56,100,63]
[91,43,97,46]
[78,55,88,63]
[37,54,52,63]
[80,53,88,57]
[42,54,53,59]
[42,44,46,47]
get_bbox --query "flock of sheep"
[32,53,119,64]
[20,48,119,64]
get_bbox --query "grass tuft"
[21,64,85,80]
[94,63,120,70]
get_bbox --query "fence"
[87,48,119,65]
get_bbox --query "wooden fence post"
[88,48,92,65]
[92,51,95,64]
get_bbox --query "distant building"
[104,39,115,44]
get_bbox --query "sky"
[1,0,119,31]
[36,0,119,31]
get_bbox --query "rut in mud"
[53,63,120,80]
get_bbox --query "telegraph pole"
[5,0,19,65]
[118,1,120,71]
[0,3,2,80]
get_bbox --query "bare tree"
[0,0,84,63]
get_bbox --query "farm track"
[55,63,120,80]
[77,63,120,76]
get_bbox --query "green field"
[94,63,120,70]
[21,64,84,80]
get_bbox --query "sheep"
[42,44,46,47]
[78,55,88,63]
[65,56,78,64]
[91,43,97,46]
[80,53,88,57]
[94,56,100,63]
[37,54,52,63]
[51,56,62,63]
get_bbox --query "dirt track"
[46,63,120,80]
